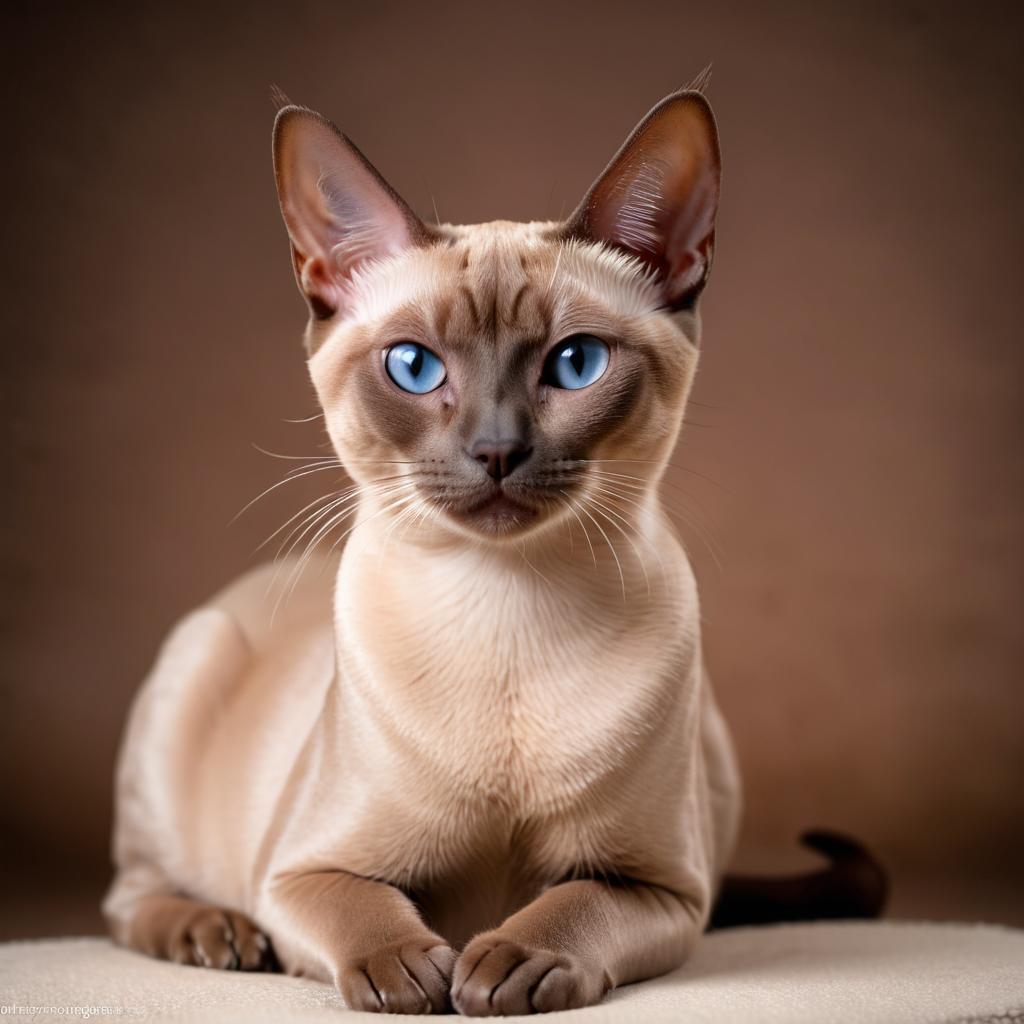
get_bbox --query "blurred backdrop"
[2,0,1022,938]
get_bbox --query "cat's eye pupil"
[543,334,610,391]
[568,344,586,376]
[385,342,446,395]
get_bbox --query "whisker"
[231,461,346,526]
[559,490,597,568]
[585,483,667,587]
[410,495,437,534]
[585,469,725,565]
[518,540,554,589]
[256,470,413,557]
[270,479,408,579]
[266,495,361,593]
[252,442,334,461]
[547,243,565,292]
[585,467,706,518]
[668,507,725,574]
[577,459,728,493]
[322,491,421,578]
[280,411,324,424]
[379,493,427,557]
[576,497,626,600]
[561,497,575,557]
[269,488,363,561]
[283,457,343,478]
[342,459,420,466]
[583,490,652,596]
[256,487,354,554]
[272,484,418,621]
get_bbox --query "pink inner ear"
[573,94,721,309]
[309,159,413,273]
[274,108,423,315]
[661,156,718,301]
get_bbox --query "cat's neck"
[331,486,689,661]
[323,485,700,815]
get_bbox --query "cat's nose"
[469,439,533,482]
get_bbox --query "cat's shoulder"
[123,554,338,754]
[207,552,338,652]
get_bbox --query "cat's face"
[273,93,720,542]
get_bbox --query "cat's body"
[106,92,760,1014]
[107,512,739,960]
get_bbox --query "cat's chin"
[444,491,543,540]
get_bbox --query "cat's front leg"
[451,877,702,1015]
[264,870,455,1014]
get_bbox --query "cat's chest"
[408,634,634,782]
[342,584,689,812]
[334,540,699,819]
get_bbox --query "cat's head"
[272,90,720,543]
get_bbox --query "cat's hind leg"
[106,879,276,971]
[104,608,272,970]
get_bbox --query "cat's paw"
[168,906,275,971]
[452,935,607,1015]
[336,938,455,1014]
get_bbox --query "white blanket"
[1,922,1022,1023]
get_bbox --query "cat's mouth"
[445,487,540,535]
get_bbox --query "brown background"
[2,1,1022,938]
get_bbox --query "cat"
[103,86,884,1015]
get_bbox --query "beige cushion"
[1,922,1022,1023]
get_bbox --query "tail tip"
[800,828,890,918]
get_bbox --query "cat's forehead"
[341,220,660,351]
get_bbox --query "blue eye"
[543,335,610,390]
[384,342,446,394]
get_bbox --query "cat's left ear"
[273,106,427,319]
[563,90,721,310]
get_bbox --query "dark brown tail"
[709,829,889,930]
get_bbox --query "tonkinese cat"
[104,87,884,1014]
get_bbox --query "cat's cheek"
[346,366,433,455]
[539,367,647,462]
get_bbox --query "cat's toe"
[188,912,239,969]
[337,938,454,1014]
[452,936,604,1016]
[168,907,274,972]
[225,911,277,971]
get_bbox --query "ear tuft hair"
[269,84,293,112]
[684,64,713,95]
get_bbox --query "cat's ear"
[273,106,427,318]
[564,90,721,310]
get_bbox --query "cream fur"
[105,90,741,1015]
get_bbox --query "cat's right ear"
[273,107,426,319]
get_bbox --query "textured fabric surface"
[1,922,1023,1023]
